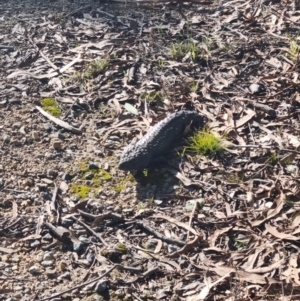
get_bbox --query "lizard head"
[118,144,151,171]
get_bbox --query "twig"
[35,105,82,134]
[61,98,78,121]
[167,235,205,258]
[71,216,108,246]
[187,201,197,240]
[132,293,144,301]
[28,36,59,71]
[50,183,58,213]
[1,188,30,193]
[231,144,300,155]
[65,5,92,18]
[134,221,185,247]
[0,45,14,51]
[37,265,117,301]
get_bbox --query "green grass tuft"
[41,98,62,117]
[185,128,225,156]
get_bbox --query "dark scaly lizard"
[118,110,204,171]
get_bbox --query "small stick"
[231,144,300,155]
[37,265,117,301]
[71,216,108,246]
[35,105,82,134]
[135,221,185,247]
[50,183,58,213]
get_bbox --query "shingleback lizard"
[118,110,204,171]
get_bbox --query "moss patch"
[70,184,91,199]
[41,98,62,117]
[70,159,112,199]
[112,174,135,193]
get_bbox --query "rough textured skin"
[118,110,204,171]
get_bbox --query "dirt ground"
[2,0,300,300]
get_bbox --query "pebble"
[249,83,265,94]
[108,135,120,141]
[8,99,21,104]
[41,260,54,267]
[12,122,21,129]
[52,139,62,150]
[28,265,40,275]
[45,268,56,277]
[10,138,22,146]
[42,233,53,241]
[30,240,41,248]
[19,126,26,135]
[42,192,51,201]
[47,169,58,178]
[168,244,180,253]
[53,132,65,140]
[43,124,52,132]
[61,218,73,227]
[144,239,158,251]
[89,163,99,170]
[86,253,95,263]
[95,280,107,293]
[61,173,72,181]
[31,131,39,140]
[85,172,94,180]
[122,208,133,215]
[44,152,54,159]
[57,271,71,280]
[2,134,10,142]
[43,252,53,261]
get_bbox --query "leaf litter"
[2,0,300,300]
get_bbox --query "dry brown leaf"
[152,214,198,235]
[265,223,300,241]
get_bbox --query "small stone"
[89,163,99,170]
[52,139,62,150]
[30,240,41,248]
[8,99,21,104]
[28,265,40,275]
[45,268,56,277]
[42,233,53,241]
[19,126,26,135]
[249,83,265,94]
[86,253,95,263]
[73,241,84,252]
[43,252,53,261]
[47,169,58,178]
[41,260,54,267]
[108,135,120,141]
[53,132,65,140]
[2,134,11,142]
[57,271,71,280]
[42,192,51,201]
[95,280,107,293]
[31,131,39,140]
[12,122,21,129]
[44,124,52,132]
[10,138,22,146]
[144,239,158,251]
[85,172,94,180]
[61,218,73,227]
[61,173,72,181]
[44,152,54,159]
[122,208,133,216]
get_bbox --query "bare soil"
[1,0,300,300]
